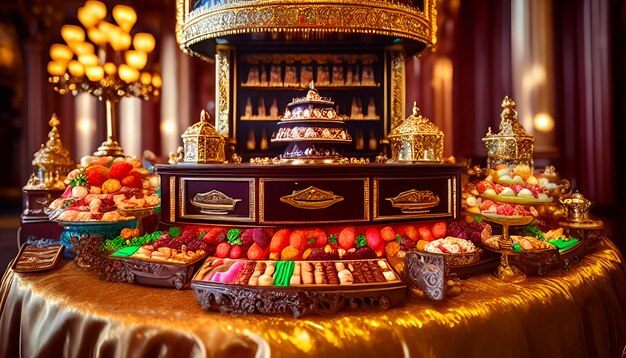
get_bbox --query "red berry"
[365,227,385,251]
[431,222,447,239]
[215,243,231,258]
[418,226,435,242]
[338,226,356,250]
[380,226,396,242]
[229,245,242,259]
[247,243,266,260]
[109,162,133,181]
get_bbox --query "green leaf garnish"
[227,229,242,245]
[523,221,545,241]
[395,235,403,242]
[169,226,181,238]
[328,234,338,244]
[356,234,366,247]
[70,171,87,187]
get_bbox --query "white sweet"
[517,188,534,198]
[538,193,550,200]
[499,187,515,196]
[484,188,497,196]
[512,175,525,184]
[496,168,511,178]
[383,271,397,281]
[499,174,513,182]
[526,176,539,186]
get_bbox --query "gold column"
[215,45,233,137]
[388,46,406,131]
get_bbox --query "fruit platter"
[191,257,406,317]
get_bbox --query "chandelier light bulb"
[68,60,85,77]
[50,44,73,62]
[140,72,152,85]
[118,64,139,83]
[84,0,107,21]
[77,6,99,29]
[78,54,99,67]
[103,62,117,76]
[133,33,155,53]
[85,66,104,82]
[87,28,107,46]
[61,25,85,44]
[47,61,67,76]
[71,41,95,56]
[112,5,137,33]
[110,28,132,51]
[125,50,148,70]
[151,73,162,88]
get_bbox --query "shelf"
[240,83,380,90]
[240,117,381,122]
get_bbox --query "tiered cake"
[272,83,351,163]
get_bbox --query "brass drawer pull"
[191,190,241,215]
[280,186,344,209]
[386,189,439,214]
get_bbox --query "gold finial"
[200,109,211,122]
[308,81,316,90]
[49,113,60,128]
[412,101,420,116]
[500,95,517,124]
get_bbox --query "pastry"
[258,274,274,286]
[324,262,339,285]
[368,261,386,282]
[314,262,327,284]
[383,271,397,281]
[248,262,266,286]
[301,262,314,284]
[348,263,365,283]
[290,262,302,285]
[337,269,354,285]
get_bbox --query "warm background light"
[85,66,104,81]
[87,28,107,46]
[133,33,155,53]
[151,73,162,88]
[77,6,99,28]
[533,112,555,132]
[71,42,94,56]
[47,61,67,76]
[68,60,85,77]
[112,5,137,32]
[109,28,132,51]
[61,25,85,44]
[140,72,152,85]
[125,50,147,70]
[50,44,73,62]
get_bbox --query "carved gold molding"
[215,46,232,137]
[389,47,406,130]
[386,189,439,214]
[373,177,454,221]
[169,176,176,222]
[280,186,344,210]
[177,0,437,58]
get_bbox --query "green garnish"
[227,229,242,245]
[475,216,483,223]
[328,234,338,244]
[523,222,545,241]
[356,234,367,247]
[307,238,316,245]
[169,226,181,238]
[70,171,87,187]
[395,234,403,242]
[99,231,163,253]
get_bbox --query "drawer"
[179,177,256,223]
[373,176,458,221]
[259,178,369,224]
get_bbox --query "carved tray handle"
[280,186,344,210]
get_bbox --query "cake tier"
[272,126,352,142]
[284,103,337,121]
[280,143,344,159]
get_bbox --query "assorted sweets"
[194,258,400,287]
[48,156,160,222]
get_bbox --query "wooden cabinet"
[157,163,464,227]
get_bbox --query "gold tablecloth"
[1,240,625,358]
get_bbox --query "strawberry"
[247,243,266,260]
[86,169,107,187]
[431,221,447,239]
[380,226,396,242]
[365,227,385,252]
[229,245,243,259]
[269,229,291,254]
[480,200,496,211]
[289,230,308,252]
[305,228,328,247]
[418,226,435,242]
[475,180,494,193]
[121,172,142,189]
[215,242,231,258]
[338,226,356,250]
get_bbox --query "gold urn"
[181,110,225,164]
[24,114,75,190]
[482,96,535,169]
[387,103,444,162]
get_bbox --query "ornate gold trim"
[215,45,232,137]
[180,177,255,222]
[280,186,344,209]
[169,176,176,222]
[389,47,406,130]
[373,177,454,221]
[191,189,242,215]
[385,189,439,214]
[178,0,437,57]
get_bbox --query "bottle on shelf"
[246,128,256,150]
[260,128,269,151]
[270,98,279,118]
[369,129,378,151]
[244,97,253,118]
[258,97,266,118]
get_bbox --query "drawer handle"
[386,189,439,214]
[191,190,241,215]
[280,186,344,210]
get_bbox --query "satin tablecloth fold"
[1,239,625,357]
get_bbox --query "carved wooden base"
[191,282,406,318]
[98,256,204,289]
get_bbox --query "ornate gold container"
[176,0,437,59]
[387,103,444,162]
[24,114,75,190]
[482,96,535,169]
[559,192,603,230]
[181,110,226,164]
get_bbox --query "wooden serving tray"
[12,243,64,273]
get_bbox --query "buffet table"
[1,239,625,357]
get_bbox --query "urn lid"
[388,102,443,137]
[181,110,221,138]
[31,114,74,170]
